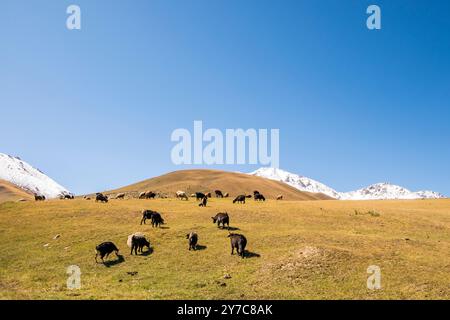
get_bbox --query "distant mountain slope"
[250,167,446,200]
[0,179,33,203]
[0,153,71,199]
[108,169,333,200]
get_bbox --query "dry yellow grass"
[0,197,449,299]
[0,180,33,203]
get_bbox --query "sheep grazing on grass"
[34,194,46,201]
[276,194,283,200]
[233,195,246,204]
[127,233,150,255]
[199,196,207,207]
[228,233,247,258]
[95,193,108,203]
[254,193,266,201]
[140,209,157,225]
[215,190,223,198]
[186,232,198,251]
[95,242,119,263]
[223,192,229,198]
[194,192,206,201]
[115,193,125,200]
[61,194,74,200]
[176,190,189,200]
[140,210,164,227]
[151,212,165,227]
[206,192,212,198]
[212,212,230,229]
[139,191,156,199]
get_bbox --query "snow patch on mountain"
[338,183,445,200]
[0,153,71,199]
[250,167,341,199]
[250,167,446,200]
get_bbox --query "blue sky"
[1,0,449,195]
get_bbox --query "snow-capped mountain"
[250,167,446,200]
[339,183,445,200]
[250,167,341,199]
[0,153,71,199]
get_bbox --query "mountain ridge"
[250,167,445,200]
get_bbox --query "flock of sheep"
[93,189,279,264]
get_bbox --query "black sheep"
[228,233,247,258]
[215,190,223,198]
[195,192,206,201]
[95,242,119,262]
[151,212,165,227]
[95,193,108,203]
[130,235,150,255]
[254,193,266,201]
[140,209,157,225]
[233,195,246,204]
[212,212,230,229]
[186,232,198,251]
[199,196,207,207]
[34,194,46,201]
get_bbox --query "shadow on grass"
[130,247,154,256]
[194,244,207,251]
[140,247,154,256]
[103,254,125,267]
[226,226,240,231]
[244,251,261,259]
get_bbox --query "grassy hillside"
[106,169,332,201]
[0,197,449,299]
[0,180,33,203]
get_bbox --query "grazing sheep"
[34,194,46,201]
[194,192,206,201]
[61,194,74,200]
[212,212,230,229]
[186,232,198,250]
[215,190,224,198]
[254,193,266,201]
[233,195,246,204]
[206,192,212,198]
[228,233,247,258]
[253,190,260,196]
[146,191,156,199]
[138,191,156,199]
[95,242,119,263]
[138,192,147,199]
[199,196,207,207]
[129,234,150,255]
[176,190,189,200]
[223,192,229,198]
[115,193,125,200]
[151,212,165,227]
[95,193,108,203]
[276,194,283,200]
[140,209,157,225]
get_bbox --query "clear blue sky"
[1,0,449,195]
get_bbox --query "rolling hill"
[107,169,332,201]
[0,179,33,203]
